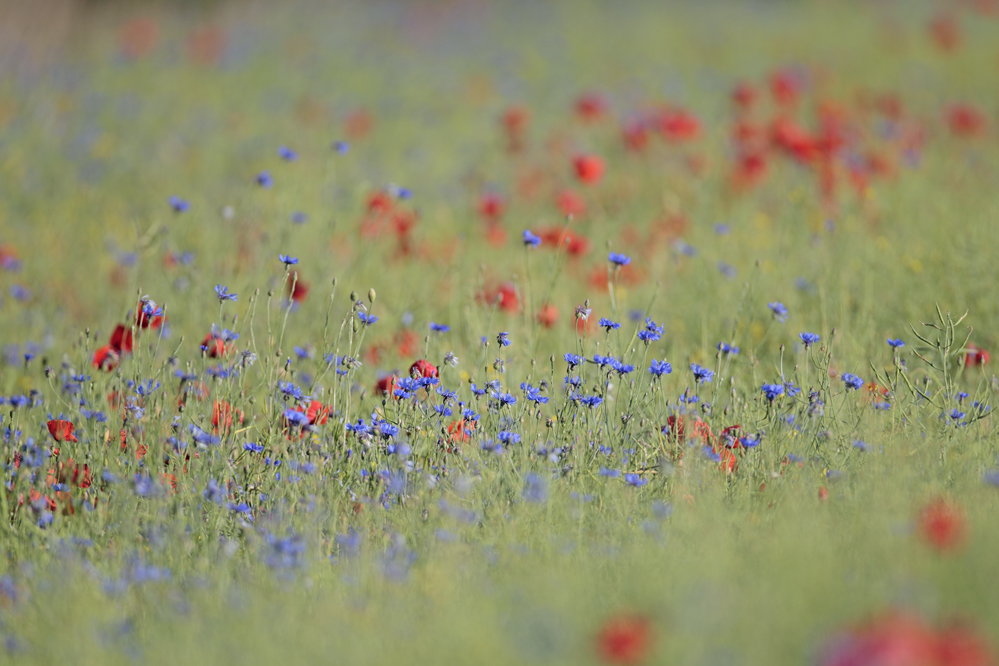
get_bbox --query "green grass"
[0,1,998,663]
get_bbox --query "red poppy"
[536,304,558,329]
[47,458,91,490]
[187,24,226,66]
[109,324,134,354]
[477,282,521,314]
[595,614,654,665]
[394,330,419,358]
[573,154,606,185]
[730,151,768,191]
[664,415,714,445]
[501,105,530,152]
[409,359,439,379]
[211,400,243,434]
[770,68,803,107]
[447,418,475,443]
[485,223,508,248]
[135,302,165,329]
[295,400,330,426]
[657,108,701,142]
[201,333,227,358]
[478,193,506,223]
[119,16,159,60]
[343,109,374,140]
[28,488,57,513]
[538,227,591,256]
[771,117,821,163]
[575,92,608,122]
[555,189,586,218]
[376,374,400,398]
[621,121,650,152]
[0,244,21,270]
[93,345,120,372]
[965,343,991,368]
[47,420,77,443]
[929,14,962,52]
[288,272,310,304]
[819,611,994,666]
[731,81,758,110]
[918,498,967,553]
[947,104,986,137]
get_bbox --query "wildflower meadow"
[1,1,999,664]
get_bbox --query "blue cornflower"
[282,409,310,428]
[983,470,999,486]
[497,431,521,444]
[599,467,621,478]
[841,373,864,391]
[522,473,548,504]
[887,338,905,349]
[332,141,350,154]
[564,353,583,369]
[950,409,966,421]
[624,473,648,487]
[608,252,631,267]
[430,322,450,333]
[203,479,225,505]
[761,384,784,401]
[649,359,672,377]
[243,442,264,453]
[690,363,714,384]
[493,391,517,407]
[496,332,511,347]
[714,223,730,235]
[345,419,371,436]
[611,360,634,376]
[357,312,378,326]
[768,302,789,322]
[716,342,740,355]
[637,318,664,344]
[277,146,297,161]
[592,354,614,368]
[799,332,820,347]
[740,435,760,448]
[168,196,189,213]
[278,254,298,266]
[580,395,603,408]
[522,230,542,247]
[853,440,870,452]
[256,171,273,188]
[378,423,399,438]
[278,381,305,401]
[290,211,308,224]
[599,318,621,331]
[214,285,237,302]
[190,424,221,445]
[526,388,549,405]
[702,446,721,463]
[718,262,737,278]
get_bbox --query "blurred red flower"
[596,614,654,665]
[965,343,990,368]
[919,498,967,553]
[819,611,993,666]
[573,154,606,185]
[47,420,77,443]
[409,359,439,379]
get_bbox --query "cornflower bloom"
[768,301,789,322]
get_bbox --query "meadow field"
[1,1,999,663]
